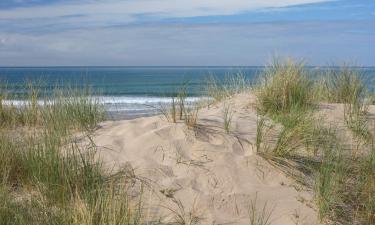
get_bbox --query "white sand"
[92,93,317,225]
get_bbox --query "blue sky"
[0,0,374,66]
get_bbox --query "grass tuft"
[206,73,250,102]
[222,102,233,133]
[248,193,274,225]
[0,82,142,225]
[320,66,367,104]
[255,59,314,118]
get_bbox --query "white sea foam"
[100,96,208,112]
[98,96,204,105]
[2,95,209,113]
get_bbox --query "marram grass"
[254,59,375,225]
[1,60,374,225]
[0,82,142,225]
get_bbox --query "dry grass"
[183,103,199,128]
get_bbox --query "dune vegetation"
[1,59,374,225]
[254,59,374,225]
[0,84,143,225]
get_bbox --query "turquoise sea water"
[1,66,375,119]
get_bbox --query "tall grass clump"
[253,59,375,225]
[45,88,105,132]
[0,82,143,225]
[344,101,371,151]
[320,66,367,104]
[314,145,345,223]
[255,59,314,121]
[314,114,374,225]
[315,143,375,225]
[255,59,321,160]
[252,58,375,225]
[318,66,374,147]
[0,83,105,130]
[0,133,27,185]
[314,67,375,224]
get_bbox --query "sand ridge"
[92,93,317,225]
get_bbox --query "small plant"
[177,85,188,120]
[184,104,199,128]
[248,193,274,225]
[223,103,233,133]
[166,197,201,225]
[171,96,177,123]
[158,101,173,122]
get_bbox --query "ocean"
[1,66,375,119]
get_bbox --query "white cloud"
[0,0,333,24]
[1,21,374,66]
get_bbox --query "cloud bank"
[0,0,332,29]
[1,21,374,66]
[1,0,374,66]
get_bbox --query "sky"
[0,0,374,66]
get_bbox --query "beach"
[2,0,374,223]
[90,92,318,225]
[1,62,375,225]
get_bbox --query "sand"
[92,92,317,225]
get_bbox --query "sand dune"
[92,93,317,225]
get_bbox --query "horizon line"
[1,65,375,68]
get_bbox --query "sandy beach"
[2,64,374,225]
[91,92,318,225]
[1,1,374,223]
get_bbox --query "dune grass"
[0,84,104,131]
[157,84,201,128]
[255,59,322,159]
[0,82,143,225]
[206,73,250,102]
[320,66,367,104]
[255,59,314,121]
[248,193,273,225]
[254,59,375,225]
[183,104,199,128]
[315,141,375,224]
[222,103,233,133]
[2,61,374,225]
